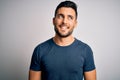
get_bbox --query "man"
[29,1,96,80]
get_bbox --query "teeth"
[61,26,66,29]
[61,26,67,30]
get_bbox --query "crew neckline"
[51,38,77,48]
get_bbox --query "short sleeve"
[83,45,96,72]
[30,46,42,71]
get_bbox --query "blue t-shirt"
[30,38,95,80]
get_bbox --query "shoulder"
[75,38,93,56]
[33,38,53,53]
[76,39,95,62]
[75,38,92,50]
[36,38,53,48]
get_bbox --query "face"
[53,7,77,37]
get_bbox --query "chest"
[41,47,85,73]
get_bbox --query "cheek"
[56,21,63,27]
[54,19,59,25]
[72,21,77,27]
[70,22,76,27]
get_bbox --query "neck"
[53,34,75,46]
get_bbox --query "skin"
[53,7,77,46]
[29,7,96,80]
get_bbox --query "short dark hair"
[54,1,78,19]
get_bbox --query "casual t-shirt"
[30,38,96,80]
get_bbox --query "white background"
[0,0,120,80]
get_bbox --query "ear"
[53,17,55,25]
[74,20,78,28]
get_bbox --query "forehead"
[57,7,76,16]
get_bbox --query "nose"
[63,17,68,24]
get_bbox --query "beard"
[54,26,74,38]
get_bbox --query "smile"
[60,25,69,31]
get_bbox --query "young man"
[29,1,96,80]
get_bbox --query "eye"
[57,14,63,19]
[68,15,73,20]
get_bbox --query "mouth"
[60,25,69,31]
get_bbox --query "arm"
[29,70,41,80]
[84,69,96,80]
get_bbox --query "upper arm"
[29,70,41,80]
[83,45,96,80]
[84,69,96,80]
